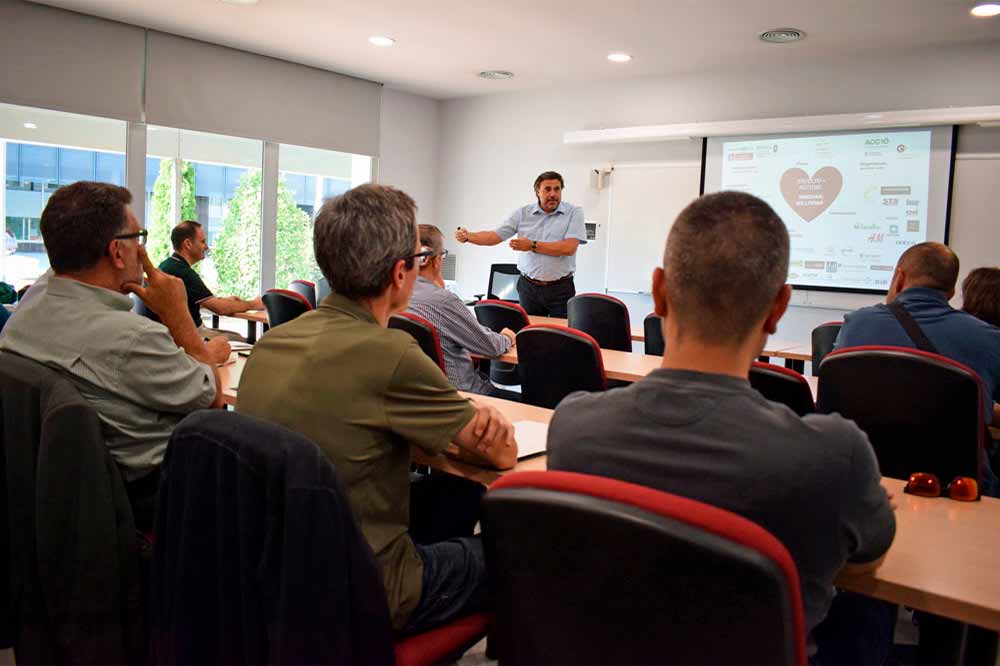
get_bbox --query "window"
[146,126,263,299]
[0,102,126,287]
[276,142,372,288]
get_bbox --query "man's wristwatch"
[531,240,538,252]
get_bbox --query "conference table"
[493,343,816,384]
[526,315,811,368]
[219,353,1000,633]
[220,355,1000,631]
[232,310,269,343]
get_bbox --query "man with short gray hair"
[238,183,518,633]
[547,191,896,662]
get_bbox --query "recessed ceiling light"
[369,35,396,47]
[607,53,633,63]
[23,122,37,129]
[220,0,260,5]
[971,2,1000,17]
[479,70,514,80]
[759,28,805,44]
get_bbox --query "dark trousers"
[810,590,897,665]
[124,467,160,533]
[404,472,489,634]
[516,275,575,317]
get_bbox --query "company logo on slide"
[865,138,891,146]
[780,167,844,222]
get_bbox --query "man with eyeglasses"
[0,181,228,529]
[546,191,897,664]
[407,224,519,400]
[159,220,263,341]
[238,184,518,634]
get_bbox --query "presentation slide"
[703,127,953,293]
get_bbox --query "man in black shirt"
[158,221,262,340]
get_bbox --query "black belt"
[520,273,574,287]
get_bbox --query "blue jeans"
[402,537,489,634]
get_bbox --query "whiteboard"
[605,162,702,293]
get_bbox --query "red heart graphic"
[780,167,843,222]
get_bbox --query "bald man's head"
[889,242,959,301]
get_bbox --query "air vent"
[479,70,514,80]
[759,28,805,44]
[441,252,457,281]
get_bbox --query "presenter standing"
[455,171,586,317]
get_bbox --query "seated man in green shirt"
[238,183,518,633]
[158,220,263,341]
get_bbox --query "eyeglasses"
[904,472,980,501]
[114,229,149,245]
[405,249,435,261]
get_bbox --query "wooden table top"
[497,344,816,383]
[219,352,1000,630]
[525,316,812,361]
[222,353,819,406]
[232,310,268,324]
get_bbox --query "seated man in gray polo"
[0,182,227,529]
[407,224,519,401]
[547,191,896,663]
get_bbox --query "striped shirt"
[407,276,511,394]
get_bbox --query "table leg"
[246,321,257,344]
[785,359,805,374]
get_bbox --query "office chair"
[316,277,331,303]
[516,325,606,408]
[483,471,807,665]
[817,346,984,483]
[0,352,144,664]
[475,263,520,302]
[643,313,665,356]
[474,300,531,385]
[810,322,842,376]
[288,279,317,309]
[567,293,632,352]
[749,361,815,417]
[261,289,313,328]
[149,410,490,666]
[389,313,447,373]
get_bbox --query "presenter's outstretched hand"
[509,238,531,252]
[455,228,469,243]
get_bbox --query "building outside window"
[1,102,127,288]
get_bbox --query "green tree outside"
[211,171,315,299]
[147,160,196,266]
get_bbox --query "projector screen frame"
[699,125,958,296]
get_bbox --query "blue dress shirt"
[494,201,587,281]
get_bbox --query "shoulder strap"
[888,301,939,354]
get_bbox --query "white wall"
[438,41,1000,341]
[379,87,441,227]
